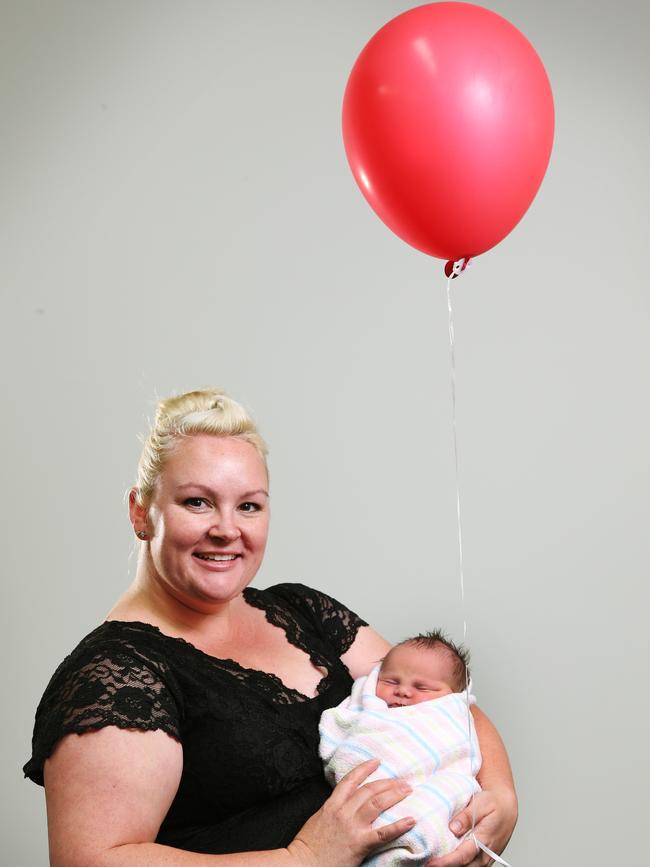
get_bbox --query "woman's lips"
[192,552,241,569]
[193,553,239,561]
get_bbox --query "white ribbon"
[468,832,513,867]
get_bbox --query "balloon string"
[447,260,512,866]
[446,261,475,820]
[446,264,466,645]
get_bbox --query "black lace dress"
[23,583,368,854]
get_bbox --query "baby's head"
[376,630,470,708]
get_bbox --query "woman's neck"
[106,554,245,644]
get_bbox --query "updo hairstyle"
[134,389,268,506]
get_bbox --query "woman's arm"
[45,727,292,866]
[340,626,392,678]
[45,727,414,867]
[472,706,517,797]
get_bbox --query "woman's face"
[135,433,270,612]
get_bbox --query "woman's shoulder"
[39,620,184,709]
[248,581,352,619]
[251,581,361,611]
[24,621,183,786]
[46,620,177,683]
[253,581,324,605]
[249,582,369,656]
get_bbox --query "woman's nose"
[207,514,241,541]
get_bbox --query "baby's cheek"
[375,684,389,702]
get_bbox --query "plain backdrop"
[2,1,648,864]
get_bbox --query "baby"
[375,632,467,707]
[319,631,481,866]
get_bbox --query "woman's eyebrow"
[177,483,212,491]
[176,483,269,498]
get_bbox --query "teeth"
[195,553,237,561]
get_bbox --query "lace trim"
[58,653,180,733]
[243,587,333,700]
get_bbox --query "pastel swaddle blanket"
[319,664,481,866]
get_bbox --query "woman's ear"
[128,488,148,538]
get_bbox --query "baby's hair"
[396,629,470,693]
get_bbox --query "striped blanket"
[319,664,481,866]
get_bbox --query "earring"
[136,530,148,540]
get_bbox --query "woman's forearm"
[471,705,517,805]
[75,842,308,867]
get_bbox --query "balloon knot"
[445,257,472,279]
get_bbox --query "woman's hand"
[288,759,414,867]
[425,704,518,867]
[425,787,518,867]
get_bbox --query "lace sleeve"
[272,583,369,656]
[24,645,181,785]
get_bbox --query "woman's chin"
[155,569,249,614]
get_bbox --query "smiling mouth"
[193,553,239,561]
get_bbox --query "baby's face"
[376,644,455,707]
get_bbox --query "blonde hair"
[134,389,268,506]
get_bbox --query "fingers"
[326,761,415,856]
[443,790,510,867]
[449,792,495,837]
[449,807,472,839]
[331,760,412,818]
[330,758,380,802]
[426,837,490,867]
[373,814,417,846]
[353,778,412,823]
[327,758,379,808]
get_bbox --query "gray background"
[2,1,648,864]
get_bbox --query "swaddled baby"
[319,631,480,866]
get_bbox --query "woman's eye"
[239,501,261,513]
[184,497,208,509]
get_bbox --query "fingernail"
[450,820,462,834]
[400,783,412,793]
[405,817,416,827]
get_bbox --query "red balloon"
[343,2,554,262]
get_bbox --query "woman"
[24,389,517,866]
